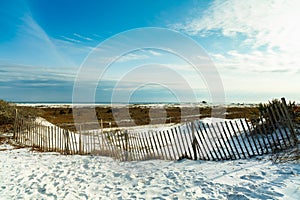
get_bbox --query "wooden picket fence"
[13,98,298,161]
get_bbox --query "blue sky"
[1,0,300,103]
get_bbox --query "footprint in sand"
[240,174,264,181]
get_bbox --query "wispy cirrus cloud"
[73,33,93,41]
[1,12,87,85]
[147,50,162,56]
[60,36,82,44]
[4,9,95,68]
[172,0,300,74]
[169,0,300,102]
[211,50,296,73]
[0,64,76,83]
[173,0,300,51]
[16,14,72,67]
[117,53,149,63]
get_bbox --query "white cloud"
[16,14,93,68]
[60,36,81,43]
[18,14,68,67]
[147,50,162,56]
[115,49,163,63]
[173,0,300,73]
[171,0,300,101]
[211,49,297,73]
[0,12,78,71]
[52,37,94,59]
[73,33,93,41]
[0,64,76,82]
[175,0,300,51]
[117,53,149,63]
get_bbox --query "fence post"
[64,130,69,154]
[51,126,54,151]
[281,97,298,144]
[53,126,56,151]
[125,130,129,161]
[79,125,82,154]
[73,131,78,154]
[59,127,62,153]
[37,124,40,149]
[13,109,18,140]
[101,119,105,149]
[90,131,93,154]
[69,130,74,154]
[191,122,198,160]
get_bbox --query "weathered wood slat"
[244,119,262,155]
[203,123,220,160]
[195,122,211,160]
[177,126,191,159]
[230,121,246,159]
[220,122,236,159]
[234,120,251,158]
[210,122,227,160]
[205,123,221,160]
[182,125,194,160]
[269,104,287,148]
[157,130,168,160]
[265,108,283,150]
[274,103,292,145]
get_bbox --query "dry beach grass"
[1,99,299,132]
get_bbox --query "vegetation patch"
[0,100,39,133]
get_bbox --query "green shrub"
[0,99,38,133]
[0,100,16,125]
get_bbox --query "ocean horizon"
[13,101,258,106]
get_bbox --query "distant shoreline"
[15,102,259,108]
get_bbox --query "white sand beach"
[0,142,299,199]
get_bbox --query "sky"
[0,0,300,103]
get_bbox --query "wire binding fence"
[13,98,298,161]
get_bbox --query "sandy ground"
[0,144,299,199]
